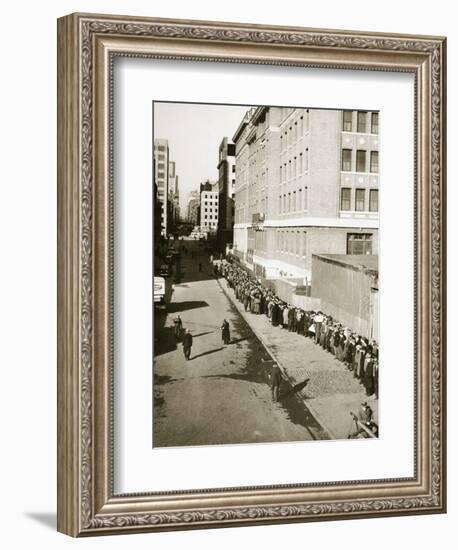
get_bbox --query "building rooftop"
[313,254,378,274]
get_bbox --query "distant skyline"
[153,102,250,213]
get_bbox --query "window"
[356,150,366,172]
[347,233,373,255]
[299,153,303,173]
[299,116,304,135]
[370,151,379,173]
[279,195,282,214]
[343,110,352,131]
[304,186,308,210]
[293,156,297,177]
[293,190,297,211]
[341,188,351,211]
[288,192,291,212]
[298,188,302,210]
[305,148,309,171]
[369,189,379,212]
[342,149,352,171]
[280,165,282,183]
[355,189,365,211]
[301,230,307,257]
[371,112,379,134]
[357,111,367,133]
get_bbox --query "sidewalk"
[217,277,378,439]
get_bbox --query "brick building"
[232,106,379,283]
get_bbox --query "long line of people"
[217,258,378,399]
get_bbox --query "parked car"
[153,276,166,308]
[158,264,170,277]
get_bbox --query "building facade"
[199,180,219,233]
[232,107,379,283]
[168,160,180,229]
[186,190,200,225]
[216,137,236,251]
[153,138,169,236]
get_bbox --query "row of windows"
[341,188,378,212]
[203,214,217,220]
[280,150,309,181]
[280,110,310,151]
[276,229,307,257]
[343,111,379,134]
[279,187,309,214]
[342,149,378,173]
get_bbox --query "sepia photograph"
[153,101,380,448]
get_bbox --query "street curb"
[215,276,336,440]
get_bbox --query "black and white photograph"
[153,101,380,447]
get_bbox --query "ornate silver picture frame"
[57,13,446,536]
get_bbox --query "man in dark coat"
[182,329,193,360]
[221,319,230,345]
[269,362,285,402]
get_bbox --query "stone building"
[232,106,379,284]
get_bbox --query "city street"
[153,241,327,447]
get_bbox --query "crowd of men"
[217,259,379,399]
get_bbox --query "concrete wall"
[311,255,378,339]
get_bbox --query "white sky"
[153,102,250,212]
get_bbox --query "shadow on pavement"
[154,326,177,357]
[190,347,225,360]
[167,300,209,314]
[281,378,311,399]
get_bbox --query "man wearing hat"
[182,329,193,361]
[348,402,377,438]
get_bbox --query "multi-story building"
[153,138,169,236]
[186,190,200,226]
[216,137,236,251]
[232,106,379,283]
[199,180,219,233]
[168,160,180,228]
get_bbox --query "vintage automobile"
[153,276,166,308]
[158,263,170,277]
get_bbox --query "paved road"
[153,242,325,448]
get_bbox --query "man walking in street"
[221,318,231,345]
[269,361,286,402]
[182,329,193,360]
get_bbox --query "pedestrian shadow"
[153,326,177,357]
[191,347,225,360]
[281,378,311,399]
[229,336,251,345]
[193,330,215,338]
[167,300,209,313]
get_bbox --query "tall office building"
[216,137,236,251]
[199,180,219,233]
[153,138,169,236]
